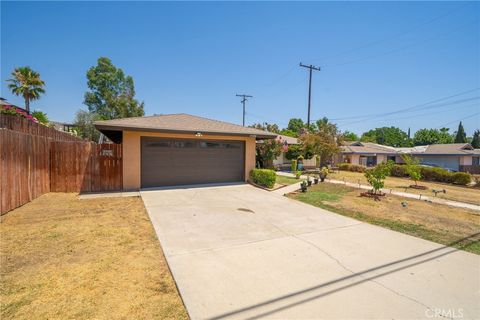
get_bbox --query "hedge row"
[338,163,366,173]
[250,169,276,188]
[339,163,472,185]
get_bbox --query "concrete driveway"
[141,183,479,320]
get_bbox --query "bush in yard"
[250,169,276,188]
[451,172,471,185]
[390,164,407,177]
[401,154,422,186]
[419,167,453,183]
[338,162,366,173]
[364,161,393,194]
[291,159,297,173]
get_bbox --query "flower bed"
[1,105,38,123]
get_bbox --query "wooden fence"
[1,129,122,214]
[50,142,122,192]
[0,114,81,141]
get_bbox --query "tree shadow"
[207,233,479,320]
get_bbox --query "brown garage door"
[141,137,245,188]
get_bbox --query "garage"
[94,113,277,190]
[141,137,245,188]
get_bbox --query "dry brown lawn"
[0,193,188,320]
[288,183,480,254]
[329,170,480,205]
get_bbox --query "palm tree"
[7,66,45,113]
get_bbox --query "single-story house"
[95,113,276,190]
[340,141,480,172]
[340,141,398,167]
[257,134,317,169]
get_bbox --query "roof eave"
[94,124,277,140]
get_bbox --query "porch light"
[195,132,203,137]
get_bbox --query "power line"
[299,63,321,127]
[322,88,480,122]
[435,112,480,129]
[235,94,253,126]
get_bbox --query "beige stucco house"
[340,141,480,172]
[95,113,276,190]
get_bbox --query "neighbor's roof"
[94,113,277,139]
[276,134,299,144]
[341,142,397,154]
[342,142,479,156]
[422,143,477,155]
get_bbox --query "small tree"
[7,66,46,113]
[471,130,480,148]
[256,139,282,169]
[454,121,467,143]
[31,110,49,125]
[364,161,393,195]
[401,154,423,186]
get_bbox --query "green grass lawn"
[276,174,303,185]
[287,183,480,254]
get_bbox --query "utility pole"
[299,63,321,127]
[236,94,253,126]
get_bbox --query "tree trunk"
[24,95,30,114]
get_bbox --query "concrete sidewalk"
[141,184,479,320]
[276,171,480,212]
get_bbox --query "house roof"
[256,134,299,145]
[341,142,397,155]
[94,113,278,140]
[342,142,480,156]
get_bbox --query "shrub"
[364,161,393,194]
[250,169,276,188]
[338,162,366,173]
[291,159,297,173]
[451,172,471,185]
[419,167,453,183]
[390,164,407,177]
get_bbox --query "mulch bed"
[409,185,428,190]
[360,191,386,201]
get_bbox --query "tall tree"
[250,122,280,134]
[300,119,341,165]
[286,118,305,136]
[73,109,102,142]
[360,127,409,147]
[454,121,467,143]
[471,130,480,148]
[6,66,45,113]
[342,130,359,141]
[413,128,453,146]
[84,57,144,119]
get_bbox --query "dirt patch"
[330,170,480,205]
[0,193,188,320]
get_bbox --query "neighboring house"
[340,141,398,167]
[340,141,480,172]
[94,113,276,190]
[50,121,77,132]
[397,143,480,172]
[258,134,317,169]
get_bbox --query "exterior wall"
[459,156,473,166]
[123,130,256,190]
[350,154,360,165]
[273,152,287,166]
[416,155,460,171]
[376,154,387,164]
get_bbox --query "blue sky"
[1,1,479,136]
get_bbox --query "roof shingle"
[94,113,277,139]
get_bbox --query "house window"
[173,140,196,148]
[387,156,396,162]
[473,157,480,166]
